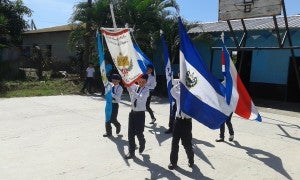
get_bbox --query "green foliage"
[0,79,83,98]
[0,0,32,45]
[69,0,180,61]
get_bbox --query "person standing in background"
[81,62,95,94]
[145,65,157,124]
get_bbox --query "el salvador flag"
[161,30,175,116]
[96,31,112,122]
[178,18,233,129]
[221,33,261,121]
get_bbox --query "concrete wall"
[22,31,74,62]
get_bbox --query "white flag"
[101,28,144,85]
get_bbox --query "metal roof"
[23,24,85,34]
[189,15,300,34]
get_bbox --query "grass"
[0,79,83,98]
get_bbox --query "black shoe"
[229,135,234,141]
[116,125,121,134]
[103,133,112,137]
[215,138,224,142]
[149,118,156,124]
[188,162,194,168]
[164,129,172,134]
[124,153,135,159]
[168,163,177,170]
[139,143,145,154]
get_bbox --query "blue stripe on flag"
[97,31,112,122]
[222,45,233,105]
[161,32,174,116]
[181,84,230,129]
[134,43,153,73]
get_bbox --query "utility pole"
[82,0,92,78]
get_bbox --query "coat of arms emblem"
[185,71,197,88]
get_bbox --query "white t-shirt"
[86,67,95,77]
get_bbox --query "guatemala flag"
[178,18,232,129]
[96,31,112,122]
[161,30,175,116]
[221,33,261,121]
[134,43,155,74]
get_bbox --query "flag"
[134,43,155,74]
[96,31,112,122]
[178,18,233,129]
[221,33,261,121]
[101,28,144,85]
[161,31,175,117]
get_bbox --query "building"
[22,24,82,63]
[188,15,300,102]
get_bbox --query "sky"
[23,0,300,29]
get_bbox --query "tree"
[0,0,32,47]
[69,0,179,66]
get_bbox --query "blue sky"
[23,0,300,29]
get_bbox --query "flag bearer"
[103,74,123,137]
[168,82,194,170]
[125,74,149,159]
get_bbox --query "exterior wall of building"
[194,29,300,100]
[22,31,74,62]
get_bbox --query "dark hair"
[111,74,121,80]
[141,74,148,80]
[147,64,154,70]
[147,64,155,75]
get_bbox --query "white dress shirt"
[112,84,123,103]
[127,84,149,111]
[146,74,157,91]
[170,83,191,119]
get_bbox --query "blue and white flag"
[178,18,232,129]
[134,43,155,75]
[161,31,174,116]
[96,31,112,122]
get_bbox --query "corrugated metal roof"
[23,24,85,34]
[189,15,300,34]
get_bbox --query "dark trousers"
[219,113,234,138]
[128,111,145,154]
[170,118,194,165]
[81,77,93,93]
[105,103,120,135]
[146,92,155,119]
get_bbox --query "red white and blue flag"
[221,33,261,121]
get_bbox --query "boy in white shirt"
[103,74,123,137]
[168,82,194,170]
[124,74,149,159]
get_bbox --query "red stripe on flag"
[221,49,225,65]
[235,75,252,119]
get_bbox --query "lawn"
[0,79,83,98]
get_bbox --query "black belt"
[131,110,144,113]
[176,117,192,121]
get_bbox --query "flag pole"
[109,3,117,30]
